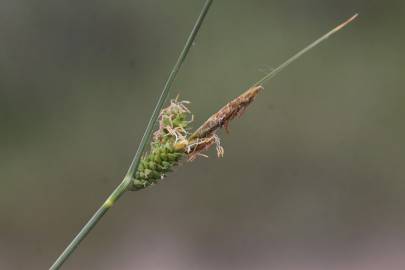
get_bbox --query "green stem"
[49,1,213,269]
[253,13,358,87]
[49,177,130,270]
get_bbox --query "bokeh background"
[1,0,405,269]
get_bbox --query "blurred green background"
[1,0,405,269]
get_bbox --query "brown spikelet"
[189,85,263,140]
[185,85,263,159]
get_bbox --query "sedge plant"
[50,0,357,268]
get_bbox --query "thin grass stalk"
[49,1,213,269]
[253,14,358,86]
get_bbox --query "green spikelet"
[131,98,191,190]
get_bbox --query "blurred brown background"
[1,0,404,269]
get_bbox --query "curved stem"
[49,1,213,269]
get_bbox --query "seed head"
[132,98,192,190]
